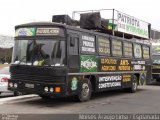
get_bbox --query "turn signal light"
[55,87,61,93]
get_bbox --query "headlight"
[50,87,54,92]
[9,82,13,87]
[44,87,49,92]
[14,83,18,88]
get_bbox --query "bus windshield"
[12,39,65,66]
[152,54,160,64]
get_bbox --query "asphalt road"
[0,92,14,98]
[0,83,160,119]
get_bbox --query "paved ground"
[0,92,14,98]
[0,84,160,115]
[0,64,9,68]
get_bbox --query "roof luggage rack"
[72,9,151,40]
[52,9,151,40]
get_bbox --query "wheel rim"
[133,80,137,91]
[82,83,89,97]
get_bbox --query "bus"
[8,11,152,102]
[152,42,160,82]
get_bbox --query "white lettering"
[138,61,145,65]
[83,41,94,47]
[118,12,140,27]
[82,47,95,52]
[99,75,122,82]
[82,35,94,42]
[99,82,121,88]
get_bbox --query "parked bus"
[8,10,152,102]
[152,42,160,82]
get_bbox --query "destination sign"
[15,27,65,37]
[36,28,64,36]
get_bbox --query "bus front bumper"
[8,80,67,97]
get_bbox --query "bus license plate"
[25,83,34,88]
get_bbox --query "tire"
[77,78,92,102]
[14,91,22,96]
[129,75,138,93]
[0,92,1,95]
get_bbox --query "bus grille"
[11,74,65,83]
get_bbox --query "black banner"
[0,114,160,120]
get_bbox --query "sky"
[0,0,159,36]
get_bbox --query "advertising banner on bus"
[115,11,149,39]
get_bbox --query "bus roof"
[15,21,151,46]
[15,22,66,29]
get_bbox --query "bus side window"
[134,43,142,59]
[98,37,110,55]
[123,41,133,58]
[69,37,78,55]
[112,39,122,56]
[142,45,150,59]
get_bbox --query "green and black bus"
[152,42,160,82]
[8,13,152,102]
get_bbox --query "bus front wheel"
[77,79,92,102]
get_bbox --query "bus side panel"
[95,57,147,92]
[145,60,152,84]
[96,73,133,92]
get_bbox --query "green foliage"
[0,47,13,63]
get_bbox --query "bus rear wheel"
[129,75,138,93]
[77,79,92,102]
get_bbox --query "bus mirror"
[70,38,75,46]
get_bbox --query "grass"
[0,64,10,68]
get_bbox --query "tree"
[0,47,13,63]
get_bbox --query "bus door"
[67,33,80,94]
[68,33,80,71]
